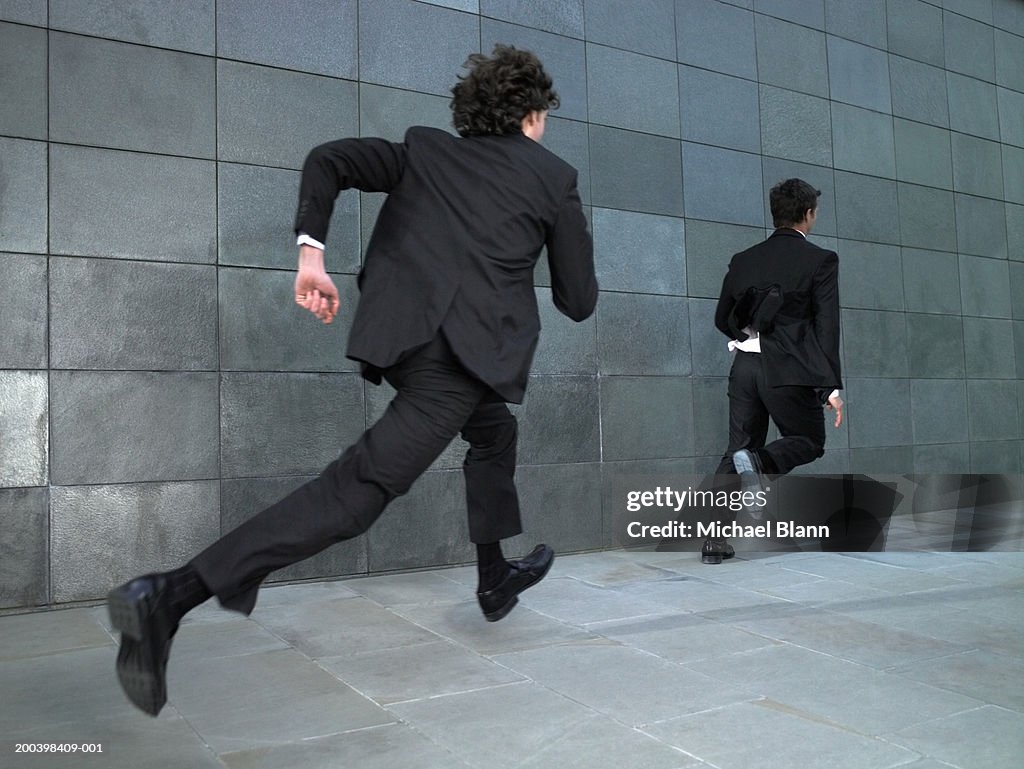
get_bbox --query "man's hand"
[294,244,339,324]
[826,393,844,429]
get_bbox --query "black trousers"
[191,333,522,615]
[715,351,826,476]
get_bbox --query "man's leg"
[107,334,490,715]
[715,352,771,475]
[759,382,827,474]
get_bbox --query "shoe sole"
[701,553,724,565]
[108,583,166,717]
[483,551,555,622]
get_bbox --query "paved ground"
[1,547,1022,768]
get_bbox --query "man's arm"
[546,178,597,322]
[714,264,736,338]
[811,251,842,387]
[294,137,407,244]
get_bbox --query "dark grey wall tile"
[218,60,358,169]
[50,0,215,53]
[50,372,219,485]
[956,195,1008,259]
[887,0,944,67]
[1011,261,1024,319]
[1015,321,1024,381]
[217,0,356,78]
[756,15,829,97]
[952,133,1005,199]
[685,220,764,298]
[835,172,899,244]
[689,298,733,377]
[585,0,676,59]
[995,29,1024,92]
[960,254,1012,318]
[907,313,966,378]
[365,380,467,472]
[827,36,892,113]
[998,87,1024,148]
[359,83,452,142]
[0,254,47,369]
[533,287,598,374]
[366,469,473,571]
[542,117,591,204]
[760,86,833,167]
[944,11,995,82]
[692,376,729,457]
[970,440,1021,473]
[890,55,950,128]
[839,240,904,311]
[601,456,697,546]
[825,0,887,48]
[49,32,215,157]
[755,0,825,27]
[682,143,764,226]
[219,269,357,372]
[0,371,47,488]
[898,183,957,252]
[515,376,600,464]
[675,0,757,79]
[50,258,218,371]
[50,481,220,602]
[902,248,962,314]
[894,119,953,189]
[842,309,908,377]
[846,378,913,448]
[831,103,896,179]
[0,1,44,25]
[968,380,1019,440]
[421,0,477,10]
[964,317,1015,378]
[943,0,993,23]
[220,372,364,477]
[914,443,970,473]
[597,293,691,375]
[588,44,679,137]
[481,0,583,37]
[0,23,45,139]
[221,476,366,583]
[995,0,1024,35]
[506,463,604,554]
[761,159,837,236]
[679,66,760,154]
[50,145,216,263]
[600,377,693,460]
[218,163,360,274]
[911,379,969,443]
[589,126,683,216]
[0,487,47,608]
[360,0,479,96]
[1005,145,1024,206]
[482,20,588,123]
[947,73,1000,140]
[593,208,685,294]
[0,138,46,254]
[1010,204,1024,261]
[849,445,913,473]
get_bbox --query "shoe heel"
[484,595,518,622]
[702,553,723,565]
[107,584,146,640]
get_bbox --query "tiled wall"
[1,0,1022,609]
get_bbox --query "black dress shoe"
[733,448,764,496]
[701,537,735,565]
[107,574,179,717]
[477,544,554,622]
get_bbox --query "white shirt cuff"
[296,233,325,251]
[828,389,840,401]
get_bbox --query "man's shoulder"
[404,125,456,145]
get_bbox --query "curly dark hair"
[769,178,821,228]
[450,44,560,137]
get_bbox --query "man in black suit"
[702,179,843,564]
[107,45,597,716]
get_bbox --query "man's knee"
[463,410,517,462]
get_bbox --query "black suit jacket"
[714,229,842,395]
[294,126,597,403]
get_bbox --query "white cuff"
[828,389,840,400]
[296,233,325,251]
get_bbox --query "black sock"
[476,542,509,592]
[164,563,212,622]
